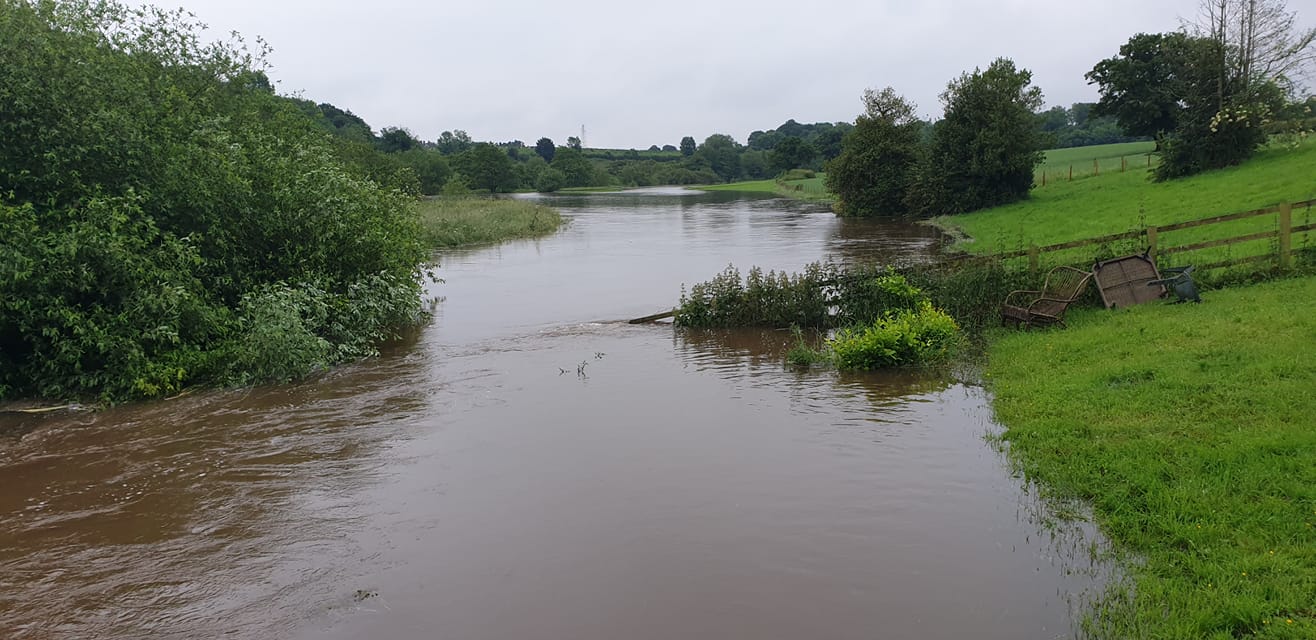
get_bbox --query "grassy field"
[987,275,1316,638]
[1038,141,1157,180]
[416,197,564,249]
[935,142,1316,267]
[698,175,834,202]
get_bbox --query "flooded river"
[0,188,1106,639]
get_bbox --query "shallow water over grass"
[1,189,1109,638]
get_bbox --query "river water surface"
[0,188,1106,639]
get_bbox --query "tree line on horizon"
[824,0,1315,217]
[297,101,1147,198]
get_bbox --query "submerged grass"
[417,197,564,249]
[986,275,1316,638]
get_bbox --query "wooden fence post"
[1279,202,1293,269]
[1069,165,1073,181]
[1093,158,1099,176]
[1146,226,1158,262]
[1121,156,1127,172]
[1042,171,1046,187]
[1028,245,1040,276]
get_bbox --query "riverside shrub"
[0,1,426,402]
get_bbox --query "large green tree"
[453,143,519,192]
[549,147,597,187]
[679,136,697,156]
[534,137,556,163]
[824,88,923,217]
[769,136,816,174]
[909,58,1046,215]
[1087,32,1202,140]
[694,134,742,182]
[436,129,473,155]
[377,126,421,152]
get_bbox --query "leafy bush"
[675,262,972,330]
[674,264,832,328]
[828,302,961,369]
[0,1,427,402]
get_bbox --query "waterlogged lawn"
[987,276,1316,638]
[417,197,563,249]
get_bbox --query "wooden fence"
[960,198,1316,274]
[1035,153,1155,187]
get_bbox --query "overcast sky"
[125,0,1288,149]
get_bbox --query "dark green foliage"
[436,130,473,155]
[1151,39,1283,180]
[453,143,519,192]
[675,263,940,330]
[739,150,769,180]
[679,136,697,156]
[694,134,742,182]
[0,0,426,402]
[747,120,853,161]
[1087,33,1202,140]
[674,264,832,328]
[768,137,815,174]
[535,137,556,163]
[911,58,1046,215]
[674,263,963,369]
[377,126,421,153]
[397,149,451,195]
[825,88,923,217]
[1090,30,1287,180]
[1037,103,1147,148]
[535,168,566,193]
[549,147,598,187]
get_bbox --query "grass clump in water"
[986,274,1316,637]
[417,197,563,249]
[829,302,960,369]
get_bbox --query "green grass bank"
[1038,141,1156,178]
[417,197,564,249]
[936,142,1316,257]
[987,276,1316,637]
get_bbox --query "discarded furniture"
[1148,265,1201,303]
[1001,265,1093,328]
[1092,253,1166,309]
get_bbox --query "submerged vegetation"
[417,198,564,249]
[675,264,971,369]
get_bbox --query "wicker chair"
[1001,266,1093,329]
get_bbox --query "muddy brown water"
[0,188,1109,639]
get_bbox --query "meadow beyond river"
[1,188,1111,639]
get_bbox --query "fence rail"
[955,198,1316,273]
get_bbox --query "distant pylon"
[580,124,586,149]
